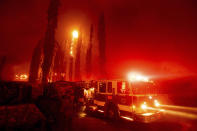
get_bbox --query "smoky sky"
[0,0,197,79]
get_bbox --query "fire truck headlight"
[154,100,160,107]
[141,103,147,110]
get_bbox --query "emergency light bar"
[127,72,149,82]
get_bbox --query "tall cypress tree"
[29,40,43,83]
[86,24,93,79]
[41,0,60,83]
[98,13,107,79]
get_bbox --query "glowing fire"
[70,30,79,56]
[15,74,28,80]
[70,50,73,56]
[72,30,78,39]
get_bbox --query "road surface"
[71,109,197,131]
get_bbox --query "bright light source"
[149,96,152,99]
[72,30,78,39]
[70,50,73,56]
[97,110,104,113]
[90,88,94,92]
[142,113,154,116]
[121,116,134,121]
[127,72,149,82]
[141,102,147,110]
[70,30,78,56]
[155,102,160,107]
[141,104,147,109]
[154,100,160,107]
[23,74,28,79]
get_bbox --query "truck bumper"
[135,112,162,123]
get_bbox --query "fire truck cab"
[85,79,163,123]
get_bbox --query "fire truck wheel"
[106,105,119,121]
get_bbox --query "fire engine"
[84,73,163,123]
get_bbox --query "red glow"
[1,0,197,80]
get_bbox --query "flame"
[69,30,78,56]
[15,74,28,80]
[72,30,78,39]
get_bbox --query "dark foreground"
[0,81,197,131]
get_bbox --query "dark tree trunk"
[41,0,60,84]
[98,13,107,79]
[29,40,43,83]
[86,24,93,79]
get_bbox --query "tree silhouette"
[41,0,60,83]
[86,24,93,79]
[98,13,107,79]
[29,40,43,83]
